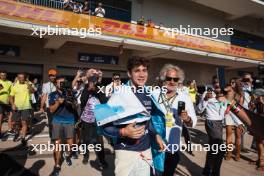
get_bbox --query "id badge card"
[165,111,175,127]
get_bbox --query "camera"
[60,81,75,103]
[88,75,98,83]
[253,78,263,89]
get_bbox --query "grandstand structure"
[0,0,263,85]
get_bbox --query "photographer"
[198,89,227,176]
[241,73,254,110]
[49,76,77,176]
[105,72,122,98]
[80,68,108,168]
[72,70,86,116]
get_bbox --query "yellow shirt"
[10,83,31,110]
[0,79,12,104]
[188,87,197,103]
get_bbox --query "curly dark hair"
[127,56,150,72]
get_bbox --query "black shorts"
[12,109,31,122]
[0,104,11,115]
[52,123,75,140]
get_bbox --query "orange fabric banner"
[0,0,263,61]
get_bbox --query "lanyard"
[216,101,226,116]
[158,92,177,113]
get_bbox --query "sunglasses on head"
[165,76,180,82]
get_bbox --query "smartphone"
[178,101,185,115]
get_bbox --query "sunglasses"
[49,74,56,78]
[113,77,120,81]
[165,76,180,82]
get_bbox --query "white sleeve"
[185,95,197,127]
[201,91,207,99]
[197,99,208,114]
[42,83,48,95]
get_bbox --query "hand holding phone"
[178,101,185,115]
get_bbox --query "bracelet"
[229,101,242,114]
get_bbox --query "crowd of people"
[0,57,263,176]
[63,0,105,17]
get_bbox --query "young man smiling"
[94,56,166,176]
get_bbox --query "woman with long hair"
[225,78,245,161]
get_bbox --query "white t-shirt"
[152,90,197,152]
[42,82,56,107]
[95,7,105,17]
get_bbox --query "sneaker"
[50,166,61,176]
[99,160,108,169]
[13,133,20,142]
[82,156,88,165]
[6,129,15,136]
[63,152,72,166]
[202,168,212,176]
[21,138,27,146]
[72,151,78,159]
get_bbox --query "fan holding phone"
[153,64,197,176]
